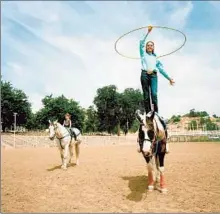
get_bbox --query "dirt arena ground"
[1,138,220,213]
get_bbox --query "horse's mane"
[54,122,70,135]
[56,122,65,129]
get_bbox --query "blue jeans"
[140,70,158,113]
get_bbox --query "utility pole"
[13,113,17,148]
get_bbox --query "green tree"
[129,119,140,133]
[119,88,143,134]
[94,85,120,134]
[189,109,196,117]
[1,80,32,131]
[26,112,36,130]
[170,115,181,123]
[34,95,85,130]
[188,120,197,130]
[93,86,143,135]
[185,109,209,117]
[200,117,218,131]
[84,105,99,133]
[206,122,218,130]
[199,117,206,127]
[199,111,209,117]
[213,114,218,118]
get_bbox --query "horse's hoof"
[160,188,168,194]
[61,165,67,170]
[147,185,154,192]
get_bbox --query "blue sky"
[2,1,220,118]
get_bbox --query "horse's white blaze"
[143,140,151,153]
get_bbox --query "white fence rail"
[1,130,220,149]
[1,134,137,149]
[168,130,220,136]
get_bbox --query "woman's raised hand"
[148,26,153,33]
[169,79,175,86]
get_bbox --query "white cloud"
[2,1,220,119]
[171,2,193,28]
[7,63,24,76]
[28,93,44,113]
[169,2,193,28]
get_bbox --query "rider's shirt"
[139,35,171,80]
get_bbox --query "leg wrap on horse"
[160,174,166,189]
[158,166,166,190]
[159,166,165,173]
[155,170,160,183]
[147,163,154,190]
[148,171,154,186]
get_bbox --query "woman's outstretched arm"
[155,60,171,80]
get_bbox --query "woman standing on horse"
[140,26,175,116]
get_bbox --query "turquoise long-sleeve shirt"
[139,34,171,81]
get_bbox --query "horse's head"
[48,120,59,140]
[136,110,155,157]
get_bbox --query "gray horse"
[47,120,82,170]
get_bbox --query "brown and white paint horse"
[136,110,169,193]
[47,120,82,170]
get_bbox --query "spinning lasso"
[114,26,187,59]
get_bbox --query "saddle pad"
[72,128,80,136]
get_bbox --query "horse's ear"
[49,120,51,124]
[54,120,58,124]
[150,111,155,120]
[146,110,155,120]
[135,109,143,123]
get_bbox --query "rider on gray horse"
[63,113,77,140]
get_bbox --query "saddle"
[65,128,77,141]
[146,111,168,138]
